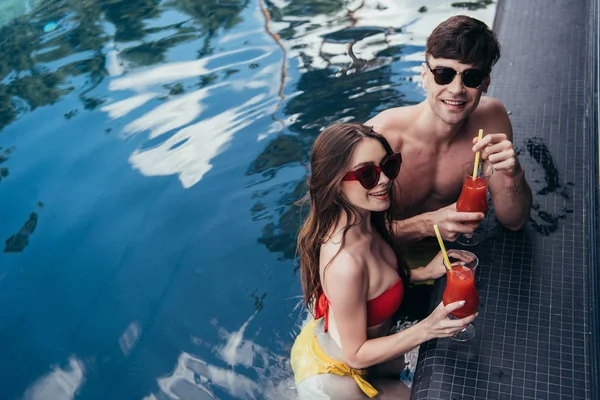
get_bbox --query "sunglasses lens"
[382,154,401,179]
[433,68,456,85]
[462,70,486,88]
[358,166,379,189]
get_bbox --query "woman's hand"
[420,301,477,340]
[423,251,447,280]
[410,251,447,282]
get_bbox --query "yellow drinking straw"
[472,129,484,180]
[433,224,453,271]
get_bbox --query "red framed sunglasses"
[342,153,402,189]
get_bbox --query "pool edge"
[586,0,600,397]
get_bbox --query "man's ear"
[421,63,428,88]
[481,76,491,93]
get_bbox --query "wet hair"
[426,15,501,73]
[296,122,410,313]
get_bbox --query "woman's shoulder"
[320,247,368,300]
[320,242,367,283]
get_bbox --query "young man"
[366,15,532,245]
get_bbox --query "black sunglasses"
[342,153,402,190]
[425,61,487,89]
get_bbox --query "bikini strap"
[314,291,330,332]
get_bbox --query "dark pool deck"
[411,0,600,399]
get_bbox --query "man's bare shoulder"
[364,105,421,150]
[473,96,509,118]
[469,96,511,133]
[365,104,420,132]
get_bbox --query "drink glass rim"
[444,249,479,272]
[462,160,493,180]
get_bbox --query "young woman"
[290,123,476,399]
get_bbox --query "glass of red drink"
[442,249,479,341]
[456,160,493,246]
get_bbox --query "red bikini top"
[314,277,404,332]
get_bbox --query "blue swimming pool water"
[0,1,497,398]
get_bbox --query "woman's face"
[339,138,392,213]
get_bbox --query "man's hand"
[472,133,521,178]
[428,203,484,241]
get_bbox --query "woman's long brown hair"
[296,122,410,313]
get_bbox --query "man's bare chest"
[395,145,474,215]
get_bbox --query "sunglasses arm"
[342,171,357,181]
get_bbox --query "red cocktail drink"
[456,177,488,215]
[442,249,480,341]
[442,265,479,319]
[456,161,493,246]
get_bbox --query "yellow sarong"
[290,319,379,398]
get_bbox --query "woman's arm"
[324,251,473,369]
[409,251,446,282]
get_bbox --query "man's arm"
[393,213,433,244]
[473,100,532,230]
[393,203,485,244]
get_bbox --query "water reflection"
[103,43,281,186]
[145,313,294,400]
[0,0,252,133]
[171,0,250,58]
[0,0,106,132]
[128,92,277,188]
[119,321,142,357]
[101,0,161,42]
[0,0,43,27]
[451,1,495,11]
[21,356,85,400]
[108,46,272,91]
[4,212,39,253]
[0,146,15,183]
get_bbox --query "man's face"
[421,56,490,126]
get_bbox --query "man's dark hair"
[426,15,501,74]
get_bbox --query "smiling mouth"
[369,188,389,198]
[442,100,467,106]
